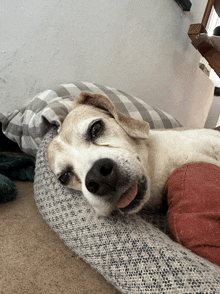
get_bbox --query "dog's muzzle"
[85,158,147,212]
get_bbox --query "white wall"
[0,0,214,127]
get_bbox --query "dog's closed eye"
[58,170,74,185]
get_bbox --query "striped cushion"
[0,82,181,156]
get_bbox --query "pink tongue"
[116,184,138,208]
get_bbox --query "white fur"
[47,92,220,216]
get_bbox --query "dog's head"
[47,91,151,216]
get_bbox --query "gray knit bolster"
[34,127,220,294]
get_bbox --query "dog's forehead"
[60,105,110,142]
[65,104,109,125]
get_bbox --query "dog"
[47,91,220,216]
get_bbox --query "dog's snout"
[85,158,118,196]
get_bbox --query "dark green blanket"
[0,151,35,203]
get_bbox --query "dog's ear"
[75,91,149,139]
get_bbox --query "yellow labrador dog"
[47,91,220,216]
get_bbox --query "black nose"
[85,158,118,196]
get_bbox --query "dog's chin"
[117,175,148,214]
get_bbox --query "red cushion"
[164,162,220,266]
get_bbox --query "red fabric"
[164,162,220,266]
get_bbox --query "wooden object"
[188,0,220,78]
[192,36,220,77]
[202,0,215,28]
[188,0,214,40]
[188,24,207,41]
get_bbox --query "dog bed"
[34,127,220,293]
[32,84,220,293]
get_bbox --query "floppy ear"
[75,91,149,139]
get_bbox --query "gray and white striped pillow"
[0,82,181,156]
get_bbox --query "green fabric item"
[0,151,35,203]
[0,174,17,203]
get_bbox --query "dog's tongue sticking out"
[116,184,138,208]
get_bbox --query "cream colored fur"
[47,92,220,216]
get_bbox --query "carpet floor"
[0,180,121,294]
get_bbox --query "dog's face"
[47,91,151,216]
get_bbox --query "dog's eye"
[58,171,73,185]
[90,120,104,140]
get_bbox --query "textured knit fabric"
[164,162,220,266]
[0,82,181,157]
[34,128,220,294]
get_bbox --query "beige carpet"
[0,180,121,294]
